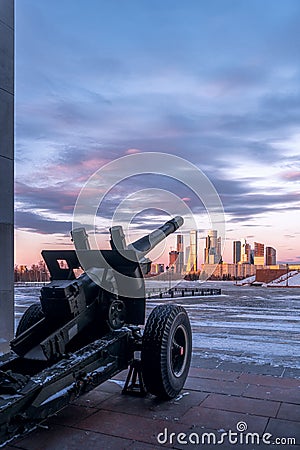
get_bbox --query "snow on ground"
[268,271,300,287]
[145,281,300,369]
[15,281,300,369]
[237,275,256,285]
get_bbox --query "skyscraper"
[204,230,221,264]
[254,242,264,265]
[176,234,184,274]
[265,247,276,265]
[241,239,251,263]
[217,237,222,263]
[189,230,198,271]
[233,241,241,263]
[185,246,190,264]
[169,250,179,268]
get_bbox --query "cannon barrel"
[127,216,184,256]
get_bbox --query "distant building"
[185,246,190,265]
[233,241,241,263]
[189,230,198,271]
[241,239,251,263]
[217,237,222,262]
[204,230,222,264]
[254,242,264,266]
[250,249,255,265]
[150,263,164,274]
[265,246,276,265]
[176,234,184,273]
[169,250,179,269]
[158,263,164,273]
[201,262,256,279]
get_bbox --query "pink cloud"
[125,148,142,154]
[281,171,300,181]
[81,158,109,170]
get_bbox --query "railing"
[14,281,49,287]
[146,287,221,299]
[14,282,222,297]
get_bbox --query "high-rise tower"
[176,234,184,274]
[254,242,264,265]
[241,239,251,263]
[169,250,179,268]
[265,246,276,266]
[204,230,221,264]
[233,241,241,263]
[189,230,198,271]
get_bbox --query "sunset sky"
[15,0,300,266]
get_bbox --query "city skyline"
[164,230,291,276]
[159,229,286,269]
[15,1,300,266]
[189,229,280,268]
[15,228,284,270]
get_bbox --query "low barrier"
[14,282,49,287]
[147,287,221,299]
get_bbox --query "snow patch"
[174,392,190,402]
[268,271,300,287]
[40,384,74,405]
[108,379,125,387]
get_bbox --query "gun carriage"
[0,217,192,446]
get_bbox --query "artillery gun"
[0,217,192,446]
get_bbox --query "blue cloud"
[15,0,300,249]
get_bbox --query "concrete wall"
[0,0,14,352]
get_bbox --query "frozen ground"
[15,281,300,369]
[268,271,300,287]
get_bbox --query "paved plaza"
[5,357,300,450]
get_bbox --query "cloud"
[125,148,142,154]
[15,210,71,235]
[263,91,300,112]
[14,0,300,264]
[281,171,300,181]
[15,150,300,236]
[207,64,268,95]
[15,181,79,214]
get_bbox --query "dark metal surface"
[0,217,184,446]
[128,216,183,255]
[0,330,131,446]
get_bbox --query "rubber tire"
[141,304,192,399]
[16,303,44,337]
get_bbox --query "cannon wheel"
[141,304,192,399]
[16,304,44,337]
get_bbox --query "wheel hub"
[171,324,188,377]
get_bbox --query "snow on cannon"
[0,216,192,446]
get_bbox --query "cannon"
[0,217,192,446]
